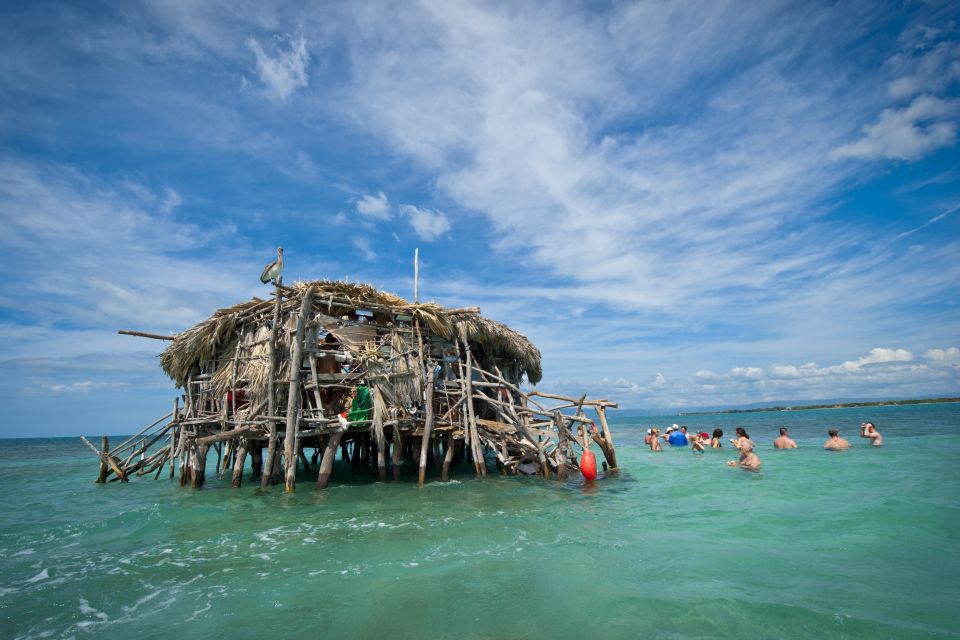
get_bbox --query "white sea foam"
[13,548,35,556]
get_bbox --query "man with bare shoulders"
[727,438,761,470]
[773,427,797,449]
[860,422,883,447]
[823,428,851,450]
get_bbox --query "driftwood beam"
[418,363,437,486]
[261,276,283,489]
[284,286,314,492]
[117,330,176,341]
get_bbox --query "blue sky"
[1,0,958,436]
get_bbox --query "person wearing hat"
[668,424,689,447]
[644,428,655,446]
[727,438,761,470]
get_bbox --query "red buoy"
[580,450,597,480]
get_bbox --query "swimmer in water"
[773,427,798,449]
[824,428,851,450]
[860,422,883,447]
[690,433,705,453]
[730,427,751,450]
[727,438,760,470]
[649,428,662,451]
[644,428,654,446]
[711,428,723,448]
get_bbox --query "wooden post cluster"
[95,280,620,489]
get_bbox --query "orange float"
[580,449,597,480]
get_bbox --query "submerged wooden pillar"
[554,411,568,481]
[592,405,618,471]
[251,445,263,479]
[316,431,343,490]
[169,398,179,479]
[392,432,403,480]
[462,343,486,477]
[377,431,387,482]
[231,439,249,488]
[284,287,313,493]
[191,443,208,488]
[441,435,456,481]
[261,276,283,489]
[96,435,110,483]
[418,364,437,486]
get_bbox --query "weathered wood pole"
[169,398,179,479]
[284,286,313,492]
[554,411,568,481]
[316,431,343,490]
[463,343,486,477]
[191,443,208,488]
[392,431,403,480]
[251,445,263,479]
[261,276,283,489]
[231,438,248,488]
[96,435,110,483]
[376,430,387,482]
[418,364,437,485]
[441,434,456,481]
[593,405,618,470]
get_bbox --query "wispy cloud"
[832,95,959,161]
[354,191,392,220]
[247,33,310,102]
[400,204,450,241]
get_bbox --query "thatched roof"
[159,280,542,389]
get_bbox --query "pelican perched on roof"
[260,246,284,284]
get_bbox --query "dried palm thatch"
[160,279,542,388]
[450,313,542,384]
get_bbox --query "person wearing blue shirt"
[668,426,689,447]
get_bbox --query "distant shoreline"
[680,397,960,416]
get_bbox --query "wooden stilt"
[251,445,263,479]
[284,287,313,492]
[191,443,208,488]
[261,276,283,489]
[316,431,343,490]
[418,364,436,486]
[96,435,109,483]
[231,439,248,488]
[441,434,455,481]
[377,431,387,482]
[554,411,568,481]
[392,431,403,480]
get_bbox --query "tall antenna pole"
[414,247,419,304]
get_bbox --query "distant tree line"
[681,397,960,416]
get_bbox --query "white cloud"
[887,27,960,100]
[832,95,960,161]
[41,380,128,393]
[0,159,266,354]
[355,191,392,219]
[399,204,450,241]
[650,372,666,390]
[730,366,765,380]
[590,346,957,408]
[925,347,960,367]
[836,347,913,372]
[247,33,310,102]
[353,237,377,261]
[159,187,183,214]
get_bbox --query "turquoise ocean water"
[1,402,958,639]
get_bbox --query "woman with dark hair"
[730,427,751,450]
[710,428,723,448]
